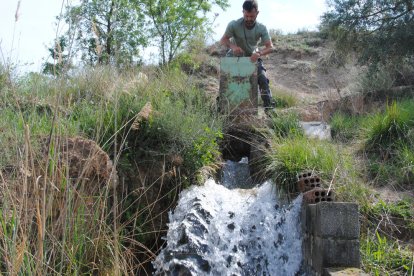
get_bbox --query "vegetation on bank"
[265,100,414,275]
[0,64,222,274]
[1,0,414,273]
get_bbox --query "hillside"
[0,31,413,275]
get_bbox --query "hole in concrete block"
[308,172,311,176]
[315,198,320,203]
[321,192,326,197]
[316,178,320,183]
[311,184,315,188]
[315,192,320,196]
[310,179,315,183]
[305,179,309,184]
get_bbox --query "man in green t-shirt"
[220,0,275,109]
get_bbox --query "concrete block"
[302,233,312,265]
[315,237,360,270]
[301,203,316,234]
[315,202,360,239]
[308,204,317,235]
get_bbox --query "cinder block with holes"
[303,188,335,204]
[297,172,322,192]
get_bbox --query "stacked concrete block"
[301,202,361,275]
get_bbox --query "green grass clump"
[265,111,356,192]
[271,87,297,108]
[266,135,354,191]
[362,101,411,153]
[361,100,414,187]
[330,112,362,142]
[267,110,303,138]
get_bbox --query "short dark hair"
[243,0,258,12]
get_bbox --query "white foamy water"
[153,178,304,275]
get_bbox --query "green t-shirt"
[224,17,271,56]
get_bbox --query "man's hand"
[231,45,244,56]
[250,52,261,62]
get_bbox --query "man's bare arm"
[258,40,274,57]
[250,40,273,62]
[220,34,244,56]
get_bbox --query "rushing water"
[153,159,304,275]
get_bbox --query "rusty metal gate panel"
[219,57,258,122]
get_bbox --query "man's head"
[242,0,258,28]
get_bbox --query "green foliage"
[330,112,361,142]
[61,0,147,67]
[362,231,413,275]
[42,36,72,76]
[321,0,414,65]
[267,111,303,138]
[187,127,223,171]
[356,64,395,94]
[142,0,229,64]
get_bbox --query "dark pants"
[257,58,273,108]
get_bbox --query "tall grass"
[0,64,222,274]
[330,112,362,142]
[360,100,414,187]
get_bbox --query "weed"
[362,231,413,275]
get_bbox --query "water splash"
[153,178,304,275]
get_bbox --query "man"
[220,0,275,110]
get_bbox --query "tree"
[142,0,229,65]
[42,37,72,76]
[62,0,148,67]
[321,0,414,64]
